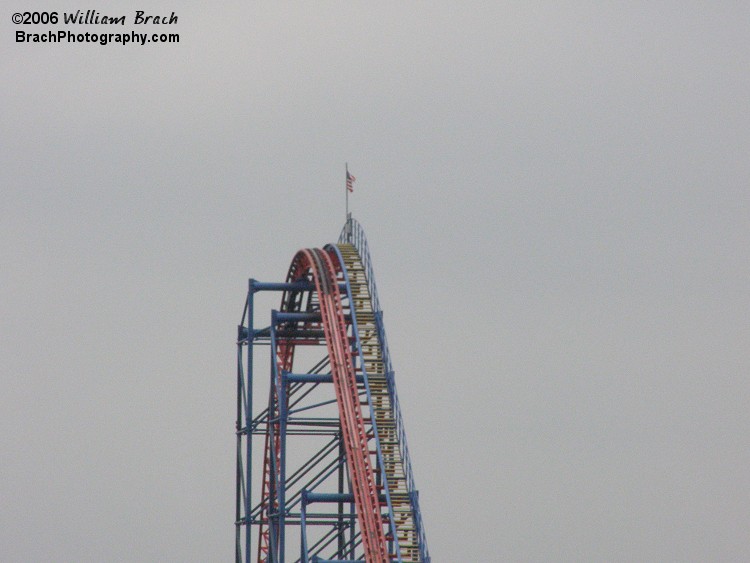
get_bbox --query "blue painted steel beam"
[284,373,364,384]
[251,281,347,293]
[304,492,353,504]
[276,312,322,323]
[253,281,313,292]
[245,280,255,561]
[242,327,326,342]
[304,492,385,504]
[274,311,352,324]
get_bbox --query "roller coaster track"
[339,219,429,562]
[236,217,429,563]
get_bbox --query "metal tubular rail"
[257,335,296,561]
[339,216,431,563]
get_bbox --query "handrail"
[338,215,431,563]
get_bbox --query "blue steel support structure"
[235,218,429,562]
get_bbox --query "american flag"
[346,170,355,193]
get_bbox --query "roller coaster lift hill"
[235,213,431,562]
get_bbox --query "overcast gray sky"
[2,2,749,561]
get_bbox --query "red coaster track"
[257,247,389,563]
